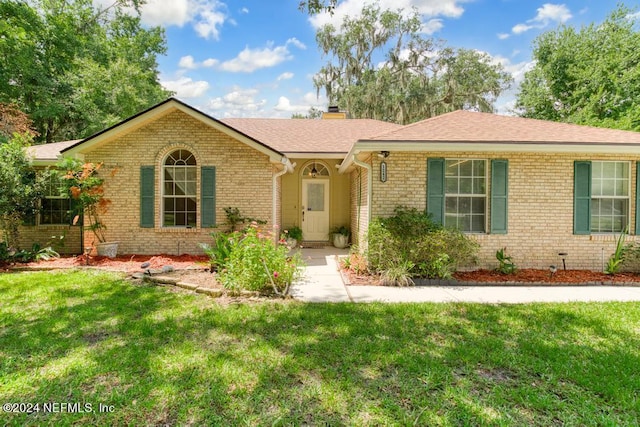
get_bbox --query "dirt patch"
[19,254,210,273]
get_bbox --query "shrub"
[605,229,627,275]
[366,206,478,280]
[496,247,516,274]
[217,223,303,295]
[199,232,239,272]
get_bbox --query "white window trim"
[444,158,488,234]
[161,150,198,229]
[591,160,631,234]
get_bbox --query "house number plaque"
[380,161,387,182]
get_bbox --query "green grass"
[1,270,639,426]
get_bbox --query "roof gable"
[61,98,285,162]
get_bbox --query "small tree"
[0,133,43,249]
[57,158,111,244]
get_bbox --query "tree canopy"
[313,5,512,124]
[516,4,640,130]
[0,0,171,143]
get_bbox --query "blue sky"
[127,0,623,118]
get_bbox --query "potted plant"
[59,159,117,257]
[283,226,303,248]
[332,225,350,249]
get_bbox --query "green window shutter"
[427,158,445,225]
[140,166,155,228]
[201,166,216,228]
[491,159,509,234]
[574,161,591,235]
[636,162,640,235]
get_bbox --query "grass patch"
[1,270,639,425]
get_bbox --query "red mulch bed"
[342,267,640,286]
[18,254,209,273]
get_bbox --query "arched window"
[302,162,329,178]
[163,149,197,227]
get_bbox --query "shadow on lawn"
[1,271,639,425]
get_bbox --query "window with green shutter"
[573,161,591,235]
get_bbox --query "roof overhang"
[339,140,640,174]
[284,152,347,159]
[61,98,287,164]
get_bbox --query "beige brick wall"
[17,225,81,255]
[82,110,276,255]
[368,151,640,270]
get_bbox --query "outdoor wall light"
[377,151,390,159]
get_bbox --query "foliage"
[496,247,517,274]
[299,0,336,14]
[291,107,323,119]
[380,260,414,287]
[0,242,59,264]
[0,133,45,249]
[3,270,640,425]
[331,225,349,236]
[199,232,239,272]
[57,158,111,243]
[0,0,171,143]
[0,103,37,142]
[516,4,640,130]
[366,206,478,280]
[222,206,266,232]
[605,229,628,275]
[217,223,303,295]
[314,4,512,124]
[284,226,303,241]
[340,249,368,275]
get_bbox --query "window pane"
[187,213,196,227]
[473,178,485,194]
[459,160,472,176]
[473,160,485,176]
[186,182,196,196]
[459,216,471,232]
[445,197,458,214]
[308,183,325,211]
[187,168,197,181]
[619,162,629,179]
[174,168,186,181]
[472,197,485,214]
[471,215,485,233]
[601,179,615,196]
[459,197,471,213]
[445,160,457,176]
[603,162,616,177]
[445,177,458,193]
[187,197,197,211]
[459,178,473,194]
[176,213,186,225]
[164,214,174,226]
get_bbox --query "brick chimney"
[322,106,348,119]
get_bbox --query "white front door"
[302,180,330,241]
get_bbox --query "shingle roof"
[221,118,403,153]
[28,140,82,161]
[367,110,640,144]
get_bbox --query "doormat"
[300,241,329,249]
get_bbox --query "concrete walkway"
[290,248,640,304]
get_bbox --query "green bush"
[199,232,239,272]
[216,223,304,295]
[366,206,478,280]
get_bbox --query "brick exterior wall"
[365,151,640,270]
[82,110,276,255]
[17,225,82,255]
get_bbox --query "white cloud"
[202,58,219,68]
[205,86,267,117]
[309,0,469,31]
[161,76,210,98]
[130,0,228,40]
[277,72,295,81]
[627,11,640,20]
[497,33,510,40]
[178,55,198,69]
[421,19,444,34]
[274,93,327,115]
[217,39,306,73]
[511,3,572,35]
[240,7,249,14]
[489,55,536,115]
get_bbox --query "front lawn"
[1,271,639,425]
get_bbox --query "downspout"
[272,157,295,241]
[352,154,372,245]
